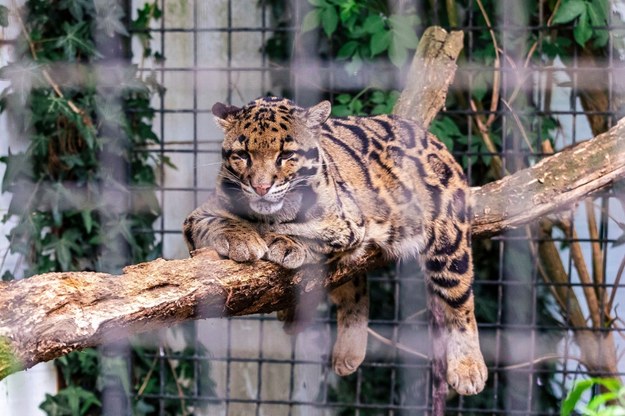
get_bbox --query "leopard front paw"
[332,325,368,376]
[264,234,307,269]
[213,231,268,263]
[446,331,487,395]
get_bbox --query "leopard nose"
[253,183,271,196]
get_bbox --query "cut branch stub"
[393,26,464,127]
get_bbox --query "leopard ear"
[212,102,241,130]
[305,101,331,128]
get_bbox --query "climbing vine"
[0,1,212,414]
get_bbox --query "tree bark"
[472,119,625,236]
[1,26,624,382]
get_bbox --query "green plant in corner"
[561,378,625,416]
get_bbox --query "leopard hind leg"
[421,218,487,395]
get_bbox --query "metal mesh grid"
[130,0,623,414]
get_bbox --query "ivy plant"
[301,0,420,69]
[551,0,609,47]
[0,0,181,414]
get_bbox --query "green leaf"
[0,152,33,192]
[370,90,386,104]
[430,116,462,150]
[592,378,623,393]
[587,1,609,47]
[573,9,592,46]
[363,13,385,34]
[586,391,621,411]
[321,6,339,37]
[0,61,46,104]
[0,5,9,28]
[332,105,351,117]
[58,0,93,21]
[39,385,101,416]
[561,378,596,416]
[301,9,321,33]
[337,40,359,59]
[370,30,391,56]
[336,93,352,104]
[55,22,98,60]
[388,37,408,67]
[552,0,586,24]
[338,0,359,24]
[81,210,93,234]
[587,1,608,27]
[389,14,419,49]
[92,0,129,37]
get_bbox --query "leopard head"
[212,97,331,215]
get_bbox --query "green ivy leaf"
[389,14,419,49]
[388,37,408,67]
[321,6,339,37]
[387,14,418,66]
[337,40,359,59]
[0,61,46,104]
[430,116,462,150]
[573,8,592,46]
[552,0,586,24]
[332,104,350,117]
[39,386,101,416]
[335,94,352,104]
[338,0,359,24]
[92,0,129,37]
[301,9,321,33]
[58,0,94,21]
[370,30,391,56]
[55,22,98,61]
[587,1,609,47]
[363,13,385,34]
[0,153,33,193]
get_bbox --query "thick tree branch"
[472,119,625,236]
[1,26,624,381]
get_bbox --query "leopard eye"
[277,150,295,164]
[231,151,250,165]
[233,151,250,161]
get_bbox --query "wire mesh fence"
[0,0,624,415]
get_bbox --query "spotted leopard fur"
[183,96,487,395]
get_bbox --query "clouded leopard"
[183,96,487,395]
